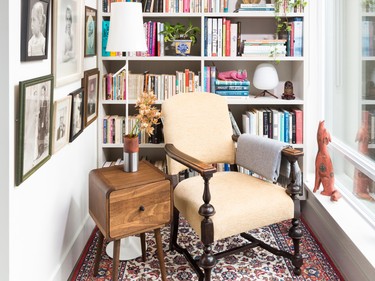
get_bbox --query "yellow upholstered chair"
[162,92,304,281]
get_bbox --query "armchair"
[162,92,304,281]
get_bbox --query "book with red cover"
[294,109,303,144]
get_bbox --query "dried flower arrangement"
[128,91,161,138]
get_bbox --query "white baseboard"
[302,188,375,281]
[50,216,96,281]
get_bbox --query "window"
[324,0,375,222]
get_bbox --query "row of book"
[103,0,232,13]
[205,18,241,57]
[204,17,303,58]
[241,108,303,144]
[102,69,201,101]
[102,115,164,145]
[236,3,275,12]
[362,19,375,57]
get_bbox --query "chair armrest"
[165,143,217,176]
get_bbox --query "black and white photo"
[16,74,54,185]
[69,88,84,142]
[53,0,84,87]
[83,68,99,127]
[52,96,72,153]
[21,0,50,61]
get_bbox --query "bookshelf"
[97,0,307,167]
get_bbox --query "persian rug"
[70,218,343,281]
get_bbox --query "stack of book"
[215,79,250,97]
[236,3,275,12]
[242,39,287,57]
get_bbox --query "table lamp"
[252,63,279,98]
[105,1,147,261]
[106,1,147,132]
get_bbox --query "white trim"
[304,175,375,281]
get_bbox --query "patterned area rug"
[70,218,343,281]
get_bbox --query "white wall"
[1,1,98,280]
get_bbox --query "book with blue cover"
[102,20,110,57]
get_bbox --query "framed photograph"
[83,68,100,127]
[69,87,84,142]
[16,74,54,185]
[84,6,97,57]
[53,0,84,87]
[52,96,72,153]
[21,0,51,61]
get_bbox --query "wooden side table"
[89,160,172,280]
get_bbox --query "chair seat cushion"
[174,171,294,241]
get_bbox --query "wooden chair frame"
[165,136,304,281]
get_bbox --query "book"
[293,109,303,144]
[229,111,241,136]
[215,85,250,90]
[292,18,303,57]
[215,90,249,96]
[215,79,250,86]
[102,20,110,57]
[230,23,238,57]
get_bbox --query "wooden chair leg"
[93,231,104,276]
[170,207,179,251]
[112,239,121,281]
[140,232,147,262]
[154,228,167,281]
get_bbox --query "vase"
[174,40,192,56]
[123,135,139,172]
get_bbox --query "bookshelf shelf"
[98,0,307,166]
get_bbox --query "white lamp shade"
[106,2,147,52]
[252,63,279,90]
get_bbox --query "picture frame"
[52,96,72,153]
[16,74,54,186]
[21,0,51,61]
[84,6,97,57]
[69,87,84,142]
[83,68,100,127]
[53,0,84,87]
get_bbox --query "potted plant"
[159,21,200,56]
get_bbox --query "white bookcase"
[97,1,308,167]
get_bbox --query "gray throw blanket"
[236,134,285,182]
[236,134,302,186]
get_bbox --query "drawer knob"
[139,205,145,212]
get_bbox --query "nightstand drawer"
[109,179,171,239]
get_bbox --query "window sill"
[303,173,375,280]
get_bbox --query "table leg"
[112,239,121,281]
[154,228,167,281]
[93,231,104,276]
[140,233,146,262]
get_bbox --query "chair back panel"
[162,92,236,175]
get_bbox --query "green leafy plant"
[159,22,200,46]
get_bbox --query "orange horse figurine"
[313,121,342,201]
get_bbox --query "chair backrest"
[162,92,236,175]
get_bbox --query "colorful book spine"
[215,90,249,96]
[215,79,250,86]
[102,20,110,57]
[215,85,250,90]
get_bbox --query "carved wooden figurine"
[313,121,342,201]
[282,81,295,100]
[354,123,374,201]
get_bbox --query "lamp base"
[254,90,278,99]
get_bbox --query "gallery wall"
[0,0,98,280]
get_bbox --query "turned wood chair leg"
[154,228,167,281]
[93,231,104,276]
[289,218,303,275]
[112,239,121,281]
[170,207,180,251]
[140,233,147,262]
